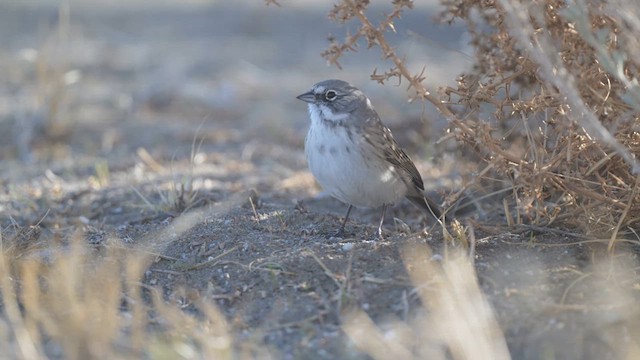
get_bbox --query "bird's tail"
[407,193,445,221]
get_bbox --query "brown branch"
[344,0,526,168]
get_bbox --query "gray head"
[296,79,374,124]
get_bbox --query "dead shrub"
[323,0,640,245]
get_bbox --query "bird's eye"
[325,90,338,101]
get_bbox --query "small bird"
[296,79,443,238]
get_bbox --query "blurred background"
[0,0,470,172]
[0,0,472,231]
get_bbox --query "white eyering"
[305,103,408,208]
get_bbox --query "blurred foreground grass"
[0,221,511,359]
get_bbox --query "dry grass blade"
[184,245,239,271]
[608,175,640,252]
[343,244,509,360]
[403,245,510,360]
[0,228,244,359]
[342,311,416,360]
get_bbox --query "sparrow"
[296,79,443,238]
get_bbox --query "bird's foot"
[329,228,345,240]
[375,228,385,241]
[359,227,384,243]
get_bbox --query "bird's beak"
[296,91,315,103]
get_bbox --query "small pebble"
[430,254,443,262]
[342,243,354,251]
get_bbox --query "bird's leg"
[334,204,353,238]
[377,204,387,239]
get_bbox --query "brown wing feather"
[362,115,443,219]
[362,116,425,191]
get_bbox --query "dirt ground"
[1,1,639,359]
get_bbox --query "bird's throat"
[308,104,349,128]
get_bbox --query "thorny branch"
[322,0,640,237]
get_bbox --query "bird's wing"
[362,114,443,219]
[362,116,425,192]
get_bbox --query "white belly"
[305,121,408,209]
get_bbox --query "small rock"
[430,254,443,262]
